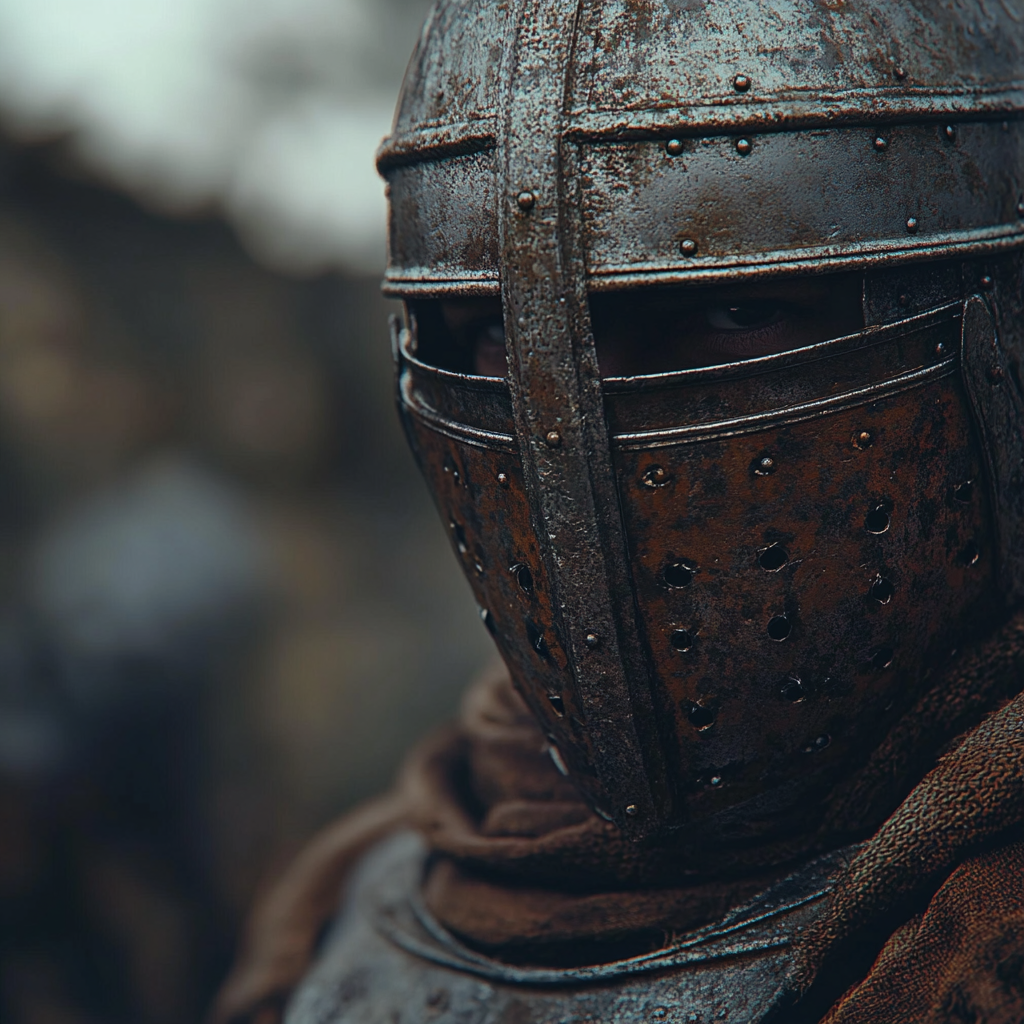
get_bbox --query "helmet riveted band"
[498,0,669,835]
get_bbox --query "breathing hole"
[872,647,895,671]
[687,704,715,730]
[525,620,548,657]
[547,694,565,716]
[781,677,806,703]
[954,481,974,503]
[671,629,695,652]
[512,563,534,593]
[865,507,891,534]
[664,559,697,588]
[758,545,788,572]
[767,615,792,641]
[870,577,895,604]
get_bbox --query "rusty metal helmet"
[377,1,1024,842]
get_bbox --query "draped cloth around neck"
[211,612,1024,1024]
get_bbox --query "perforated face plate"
[383,0,1024,838]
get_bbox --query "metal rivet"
[894,65,907,80]
[935,342,947,358]
[945,125,956,141]
[874,136,887,151]
[736,138,752,156]
[980,275,994,291]
[585,632,601,649]
[642,465,671,489]
[497,472,510,488]
[733,74,751,92]
[906,217,919,233]
[545,430,562,448]
[516,190,536,211]
[1017,200,1024,218]
[625,804,638,817]
[754,455,776,475]
[679,238,698,256]
[854,430,873,450]
[666,138,684,156]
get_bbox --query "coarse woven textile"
[210,611,1024,1024]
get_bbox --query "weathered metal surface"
[580,121,1024,287]
[382,0,1024,838]
[286,832,854,1024]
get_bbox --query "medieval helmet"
[377,1,1024,842]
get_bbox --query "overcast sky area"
[0,0,433,274]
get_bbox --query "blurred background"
[0,1,496,1021]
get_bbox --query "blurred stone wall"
[0,138,493,1023]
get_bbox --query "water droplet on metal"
[945,125,956,141]
[874,136,887,151]
[980,275,994,291]
[736,137,752,155]
[935,342,947,358]
[666,138,684,156]
[733,74,751,92]
[906,216,919,233]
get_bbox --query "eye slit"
[706,302,786,331]
[470,319,507,376]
